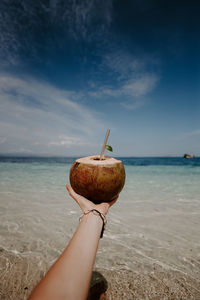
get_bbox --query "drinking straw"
[100,129,110,160]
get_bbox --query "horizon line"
[0,154,199,158]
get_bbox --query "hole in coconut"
[91,157,105,161]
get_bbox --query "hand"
[66,184,118,215]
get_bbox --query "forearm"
[28,213,102,300]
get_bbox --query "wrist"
[79,209,107,238]
[96,203,110,216]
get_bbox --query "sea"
[0,156,200,298]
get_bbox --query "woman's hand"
[66,184,118,215]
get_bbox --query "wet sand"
[101,268,200,300]
[0,248,200,300]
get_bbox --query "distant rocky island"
[183,153,195,159]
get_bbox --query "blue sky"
[0,0,199,156]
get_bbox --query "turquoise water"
[0,156,200,278]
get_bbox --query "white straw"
[100,129,110,160]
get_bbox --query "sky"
[0,0,199,156]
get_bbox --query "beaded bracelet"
[79,209,107,238]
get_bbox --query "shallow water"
[0,157,200,298]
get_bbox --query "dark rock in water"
[87,271,108,300]
[183,153,195,158]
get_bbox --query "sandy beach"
[0,250,199,299]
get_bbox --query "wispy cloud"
[179,128,200,140]
[0,0,159,113]
[88,49,160,109]
[47,135,94,148]
[93,73,158,97]
[120,97,150,110]
[0,74,104,154]
[122,74,158,97]
[0,137,6,144]
[0,0,114,66]
[58,0,113,41]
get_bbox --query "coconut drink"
[69,130,125,204]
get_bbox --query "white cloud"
[18,148,32,153]
[0,0,114,66]
[88,50,160,109]
[120,98,150,110]
[0,74,104,154]
[50,0,114,41]
[0,137,6,144]
[179,128,200,140]
[95,73,158,99]
[102,50,146,80]
[186,129,200,136]
[122,74,158,97]
[48,135,92,148]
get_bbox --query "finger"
[66,184,81,203]
[66,184,75,198]
[66,184,94,211]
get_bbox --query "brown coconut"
[69,155,125,204]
